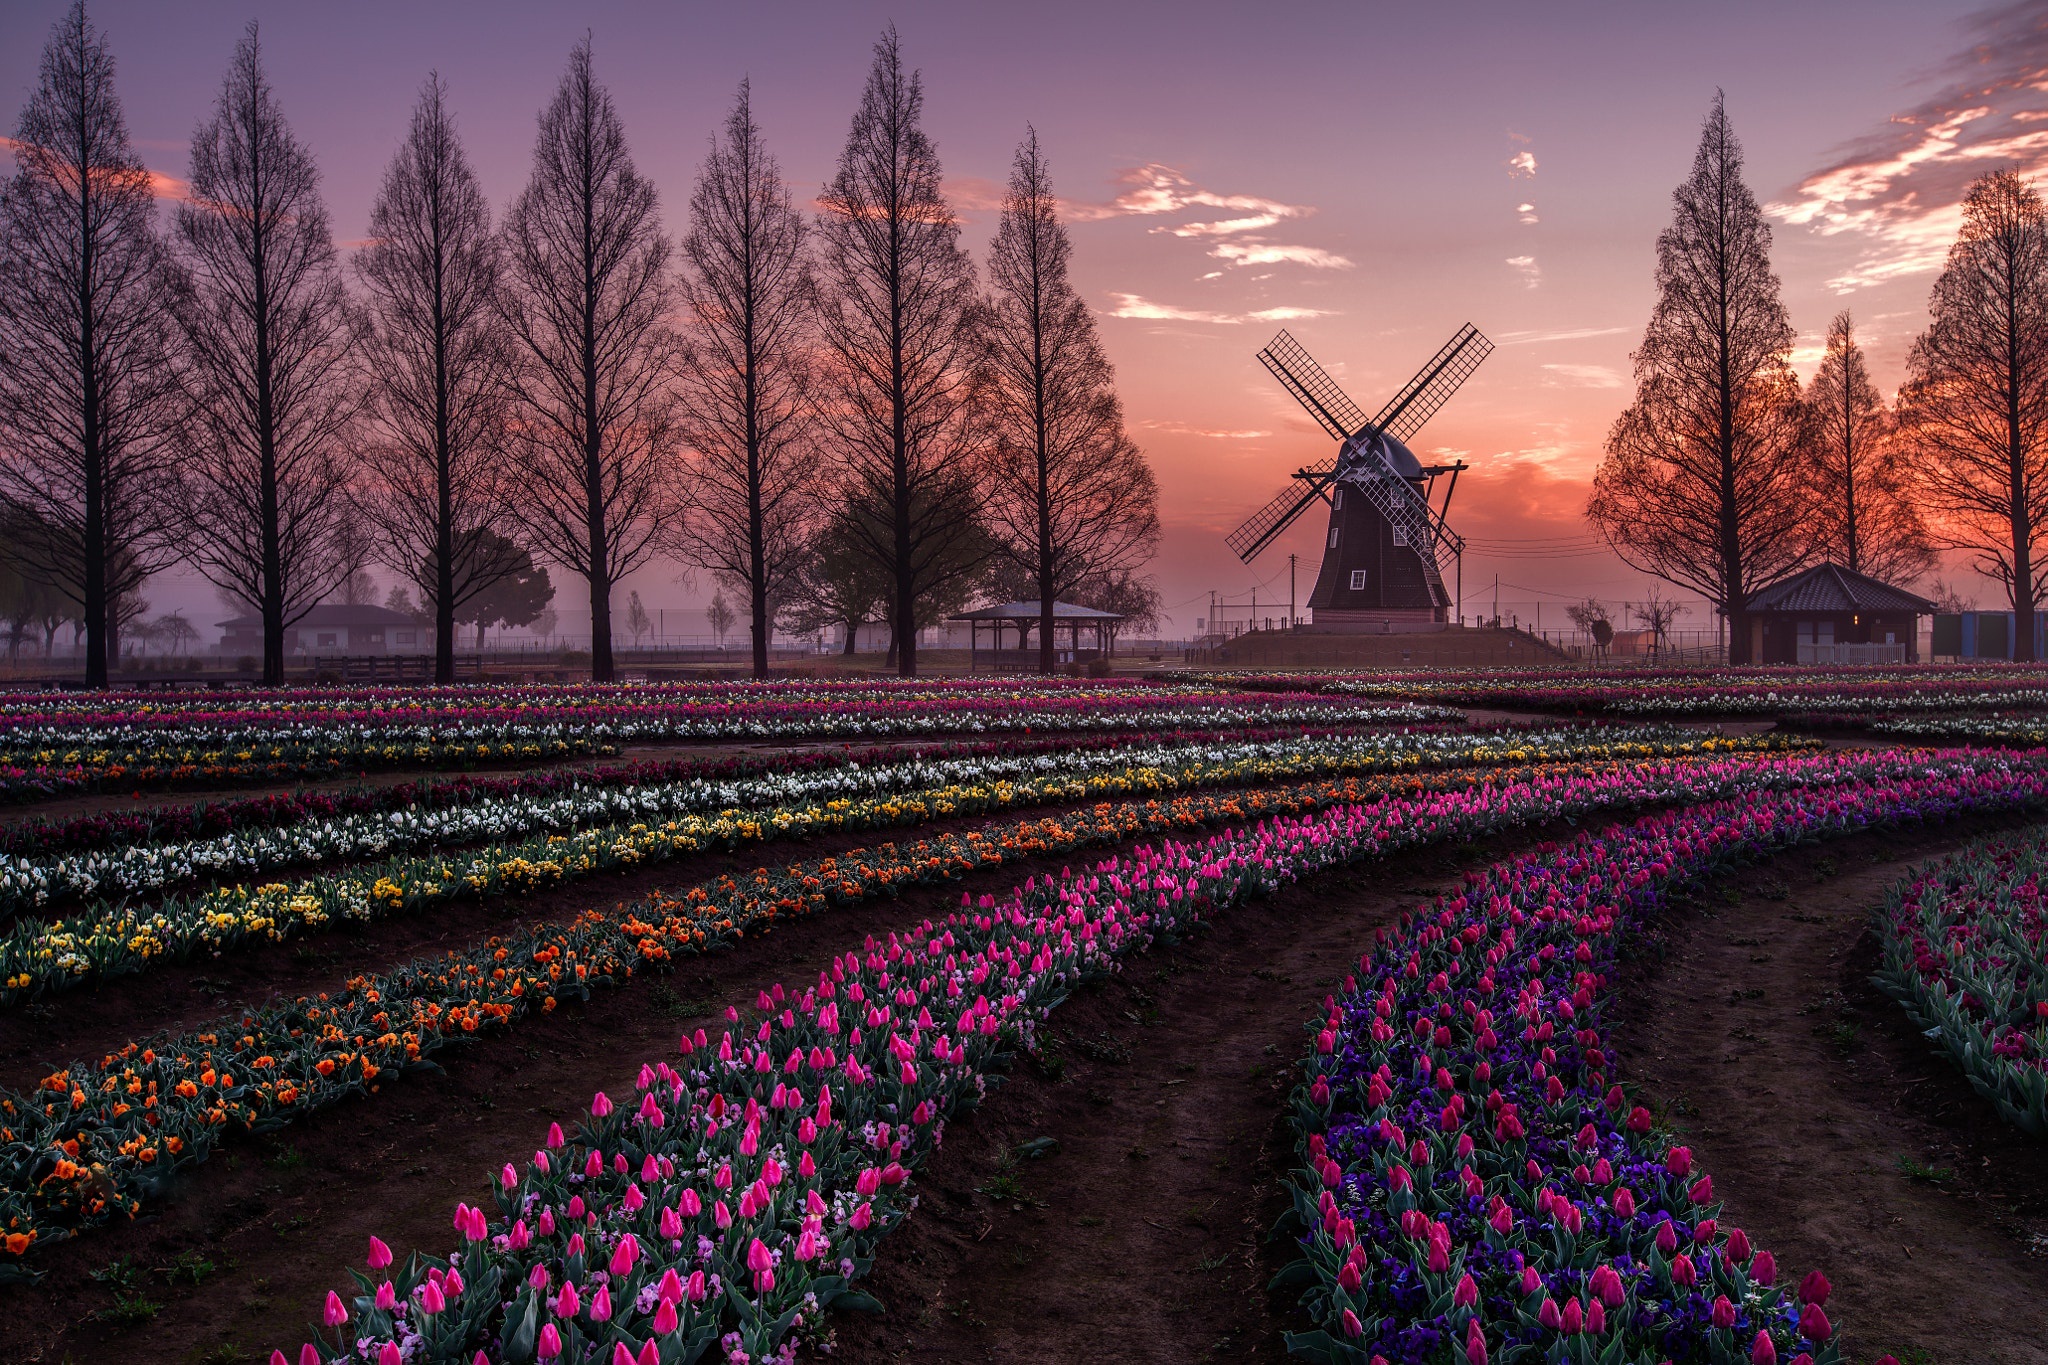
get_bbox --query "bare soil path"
[836,816,2048,1365]
[831,827,1566,1364]
[1611,823,2048,1365]
[0,831,1203,1365]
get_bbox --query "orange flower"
[4,1233,31,1255]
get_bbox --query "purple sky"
[5,0,2042,640]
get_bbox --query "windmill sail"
[1371,324,1494,443]
[1226,458,1338,562]
[1257,332,1369,441]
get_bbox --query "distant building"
[1743,562,1934,664]
[217,604,432,657]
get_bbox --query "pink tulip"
[1751,1330,1778,1365]
[1798,1269,1831,1306]
[1465,1319,1487,1365]
[323,1291,348,1327]
[301,1346,320,1365]
[419,1279,446,1314]
[1752,1250,1777,1285]
[591,1091,613,1117]
[1341,1308,1363,1338]
[379,1346,401,1365]
[654,1297,680,1333]
[590,1284,612,1321]
[366,1235,392,1269]
[1453,1272,1477,1308]
[374,1280,396,1312]
[538,1324,562,1361]
[1798,1303,1831,1344]
[1711,1294,1736,1329]
[555,1281,579,1318]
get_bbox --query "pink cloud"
[1769,0,2048,290]
[1102,292,1333,324]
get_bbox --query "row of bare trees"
[1589,93,2048,662]
[0,10,1159,684]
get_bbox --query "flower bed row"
[0,736,613,806]
[283,751,2048,1365]
[0,695,1451,757]
[0,728,1793,1006]
[0,726,1389,860]
[1270,776,2048,1363]
[1873,829,2048,1136]
[0,746,1972,1266]
[1274,667,2048,719]
[0,724,1786,914]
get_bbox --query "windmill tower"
[1228,325,1492,630]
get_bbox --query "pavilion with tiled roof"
[1743,562,1935,664]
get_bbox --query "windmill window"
[1349,570,1368,591]
[1332,489,1343,509]
[1391,526,1409,547]
[1328,526,1340,549]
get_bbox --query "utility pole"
[1288,553,1297,629]
[1493,574,1499,628]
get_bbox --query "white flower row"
[0,722,1713,911]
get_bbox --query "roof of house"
[1745,562,1936,615]
[947,600,1126,622]
[217,604,422,630]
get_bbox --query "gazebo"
[947,601,1125,671]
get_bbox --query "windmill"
[1229,325,1492,629]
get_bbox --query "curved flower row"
[1284,667,2048,718]
[0,678,1355,731]
[0,697,1451,757]
[1270,776,2048,1364]
[283,752,2048,1365]
[0,726,1375,860]
[0,730,1794,1007]
[2,747,1975,1266]
[0,724,1788,914]
[0,736,610,806]
[1873,829,2048,1136]
[0,763,1544,1260]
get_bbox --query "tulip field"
[2,673,2048,1364]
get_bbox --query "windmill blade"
[1225,459,1338,563]
[1257,331,1370,441]
[1371,324,1494,443]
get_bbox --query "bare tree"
[1586,93,1807,664]
[498,39,680,682]
[669,80,818,679]
[705,590,734,648]
[1801,310,1934,583]
[356,73,520,683]
[1900,169,2048,659]
[0,2,184,687]
[1563,597,1614,655]
[983,129,1159,673]
[816,26,989,677]
[1628,588,1688,660]
[171,23,359,684]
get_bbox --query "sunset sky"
[4,0,2045,641]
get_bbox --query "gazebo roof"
[1745,562,1936,615]
[948,600,1125,622]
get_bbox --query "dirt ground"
[833,817,2048,1365]
[1610,824,2048,1365]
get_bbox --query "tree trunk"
[842,620,858,655]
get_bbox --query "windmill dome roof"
[1372,432,1424,479]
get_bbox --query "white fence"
[1795,642,1906,665]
